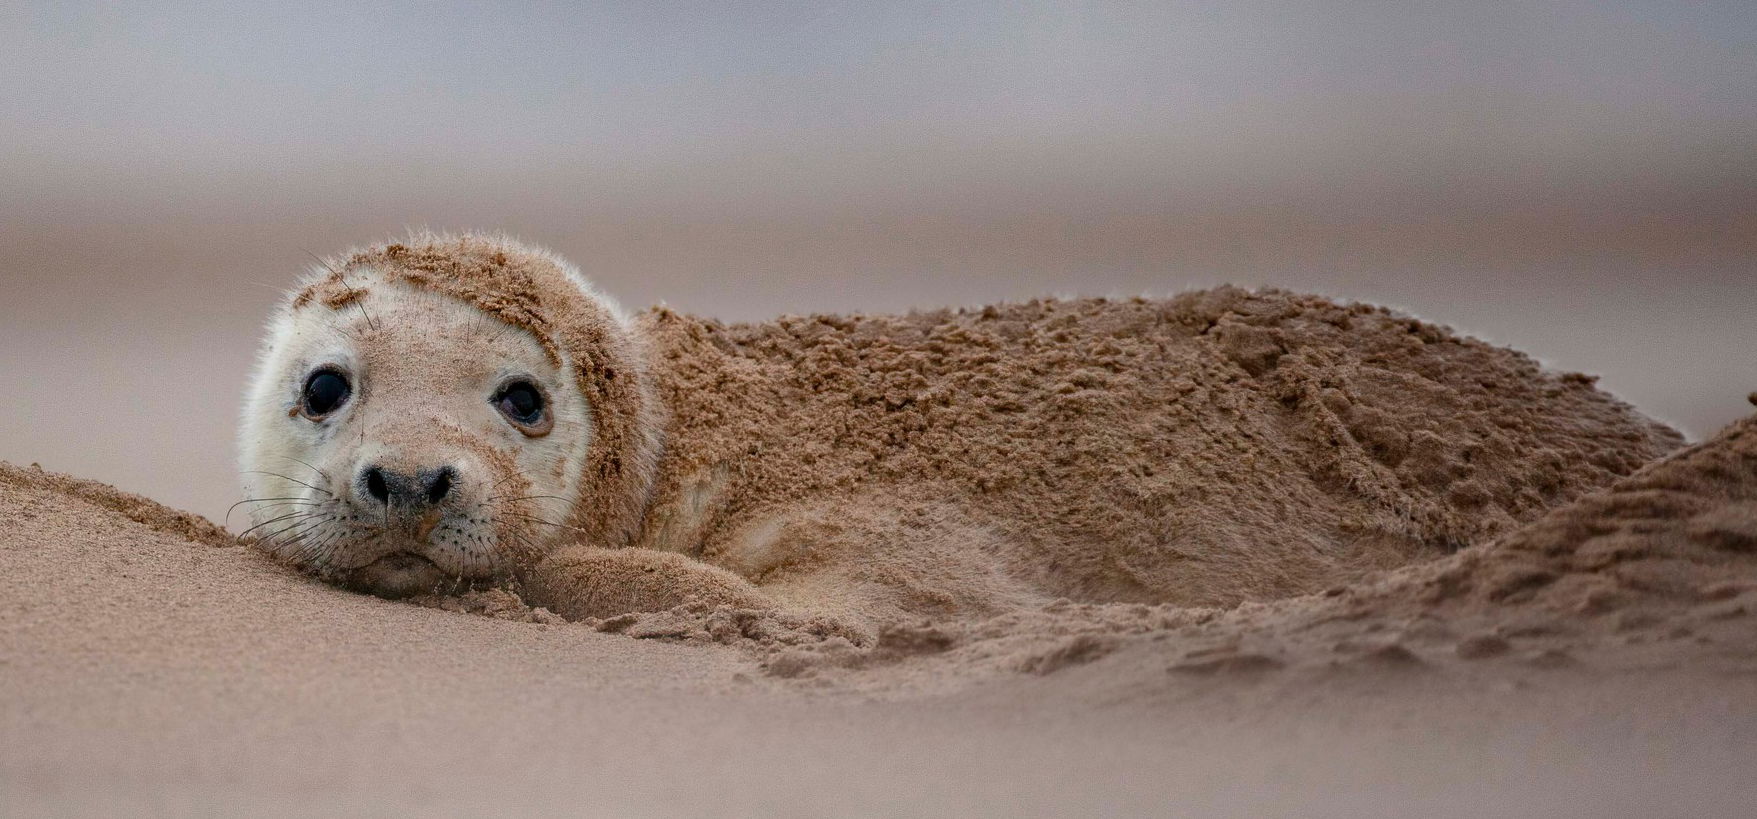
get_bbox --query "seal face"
[238,234,656,597]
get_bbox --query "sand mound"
[3,416,1755,814]
[2,461,233,548]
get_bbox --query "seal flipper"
[523,545,772,621]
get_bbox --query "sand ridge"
[0,461,234,548]
[4,415,1755,815]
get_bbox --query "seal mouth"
[342,551,451,600]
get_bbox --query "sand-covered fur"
[636,288,1681,625]
[242,233,1681,631]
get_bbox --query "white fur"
[237,247,605,587]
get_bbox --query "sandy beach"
[6,410,1755,816]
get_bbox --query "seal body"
[241,234,1682,622]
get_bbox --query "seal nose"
[423,466,453,505]
[360,464,456,508]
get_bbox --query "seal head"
[238,234,661,597]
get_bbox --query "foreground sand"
[5,416,1757,816]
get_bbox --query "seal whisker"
[257,517,326,557]
[288,527,343,567]
[268,523,325,558]
[500,529,547,573]
[242,471,334,496]
[485,494,572,505]
[497,511,590,536]
[287,533,340,574]
[270,455,332,482]
[225,497,322,527]
[259,510,323,541]
[229,500,322,529]
[238,509,317,541]
[277,510,342,558]
[487,472,532,493]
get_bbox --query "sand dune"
[4,412,1755,815]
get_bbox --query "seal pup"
[239,233,1681,626]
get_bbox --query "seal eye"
[494,380,552,436]
[301,369,351,419]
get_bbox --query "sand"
[5,411,1757,815]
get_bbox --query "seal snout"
[326,448,506,587]
[359,464,456,509]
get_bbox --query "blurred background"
[2,1,1753,524]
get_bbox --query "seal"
[239,233,1681,625]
